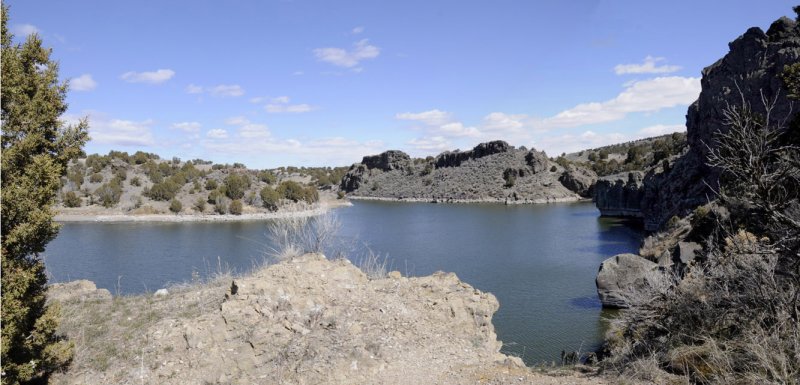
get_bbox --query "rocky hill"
[340,140,595,203]
[593,16,800,231]
[48,254,609,385]
[56,151,344,218]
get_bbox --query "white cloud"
[314,39,380,68]
[614,56,682,75]
[537,131,631,156]
[209,84,244,97]
[540,76,700,130]
[407,136,451,152]
[293,71,304,76]
[206,129,228,139]
[437,122,480,137]
[481,112,527,133]
[396,109,452,126]
[637,124,685,137]
[120,69,175,84]
[249,96,267,104]
[352,26,365,34]
[90,118,156,146]
[224,117,271,138]
[186,84,203,94]
[12,24,39,37]
[266,103,314,113]
[171,122,201,133]
[264,96,314,113]
[71,74,97,91]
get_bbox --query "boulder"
[558,164,597,198]
[596,253,658,308]
[524,149,549,174]
[48,280,112,303]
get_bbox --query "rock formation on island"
[593,16,800,232]
[340,140,588,204]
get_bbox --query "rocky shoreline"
[348,195,586,205]
[54,199,352,223]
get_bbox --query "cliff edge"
[49,254,608,384]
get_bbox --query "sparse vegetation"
[229,199,243,215]
[169,198,183,213]
[63,191,82,208]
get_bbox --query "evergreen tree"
[1,6,89,384]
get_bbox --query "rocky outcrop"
[48,280,112,303]
[593,172,645,218]
[593,17,800,230]
[341,163,368,192]
[50,254,543,384]
[341,140,580,203]
[434,140,511,168]
[362,150,411,171]
[596,254,659,308]
[559,165,597,198]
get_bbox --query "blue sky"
[6,1,797,168]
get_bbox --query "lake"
[44,200,641,365]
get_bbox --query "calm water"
[44,201,641,364]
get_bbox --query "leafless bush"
[266,212,342,262]
[607,98,800,384]
[355,249,389,279]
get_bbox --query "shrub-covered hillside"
[57,151,345,215]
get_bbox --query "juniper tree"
[1,6,89,384]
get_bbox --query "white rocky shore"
[54,200,352,223]
[48,254,610,385]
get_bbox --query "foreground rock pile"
[50,254,609,384]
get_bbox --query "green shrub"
[89,172,103,183]
[224,173,250,200]
[169,198,182,213]
[194,197,206,212]
[146,180,180,201]
[214,197,228,214]
[94,180,123,207]
[205,179,218,190]
[421,163,433,176]
[260,186,280,211]
[130,176,141,186]
[258,170,277,184]
[63,191,81,207]
[114,168,127,181]
[275,181,318,203]
[550,165,557,172]
[337,191,345,199]
[229,199,243,215]
[503,168,516,188]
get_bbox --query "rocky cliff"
[340,141,583,204]
[48,254,607,384]
[594,16,800,231]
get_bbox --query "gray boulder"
[596,253,658,308]
[524,149,549,174]
[558,164,597,198]
[340,163,368,192]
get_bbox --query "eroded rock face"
[591,18,799,230]
[596,254,659,308]
[559,165,598,198]
[641,17,800,230]
[341,163,368,192]
[593,172,645,218]
[435,140,511,168]
[524,149,549,174]
[362,150,411,172]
